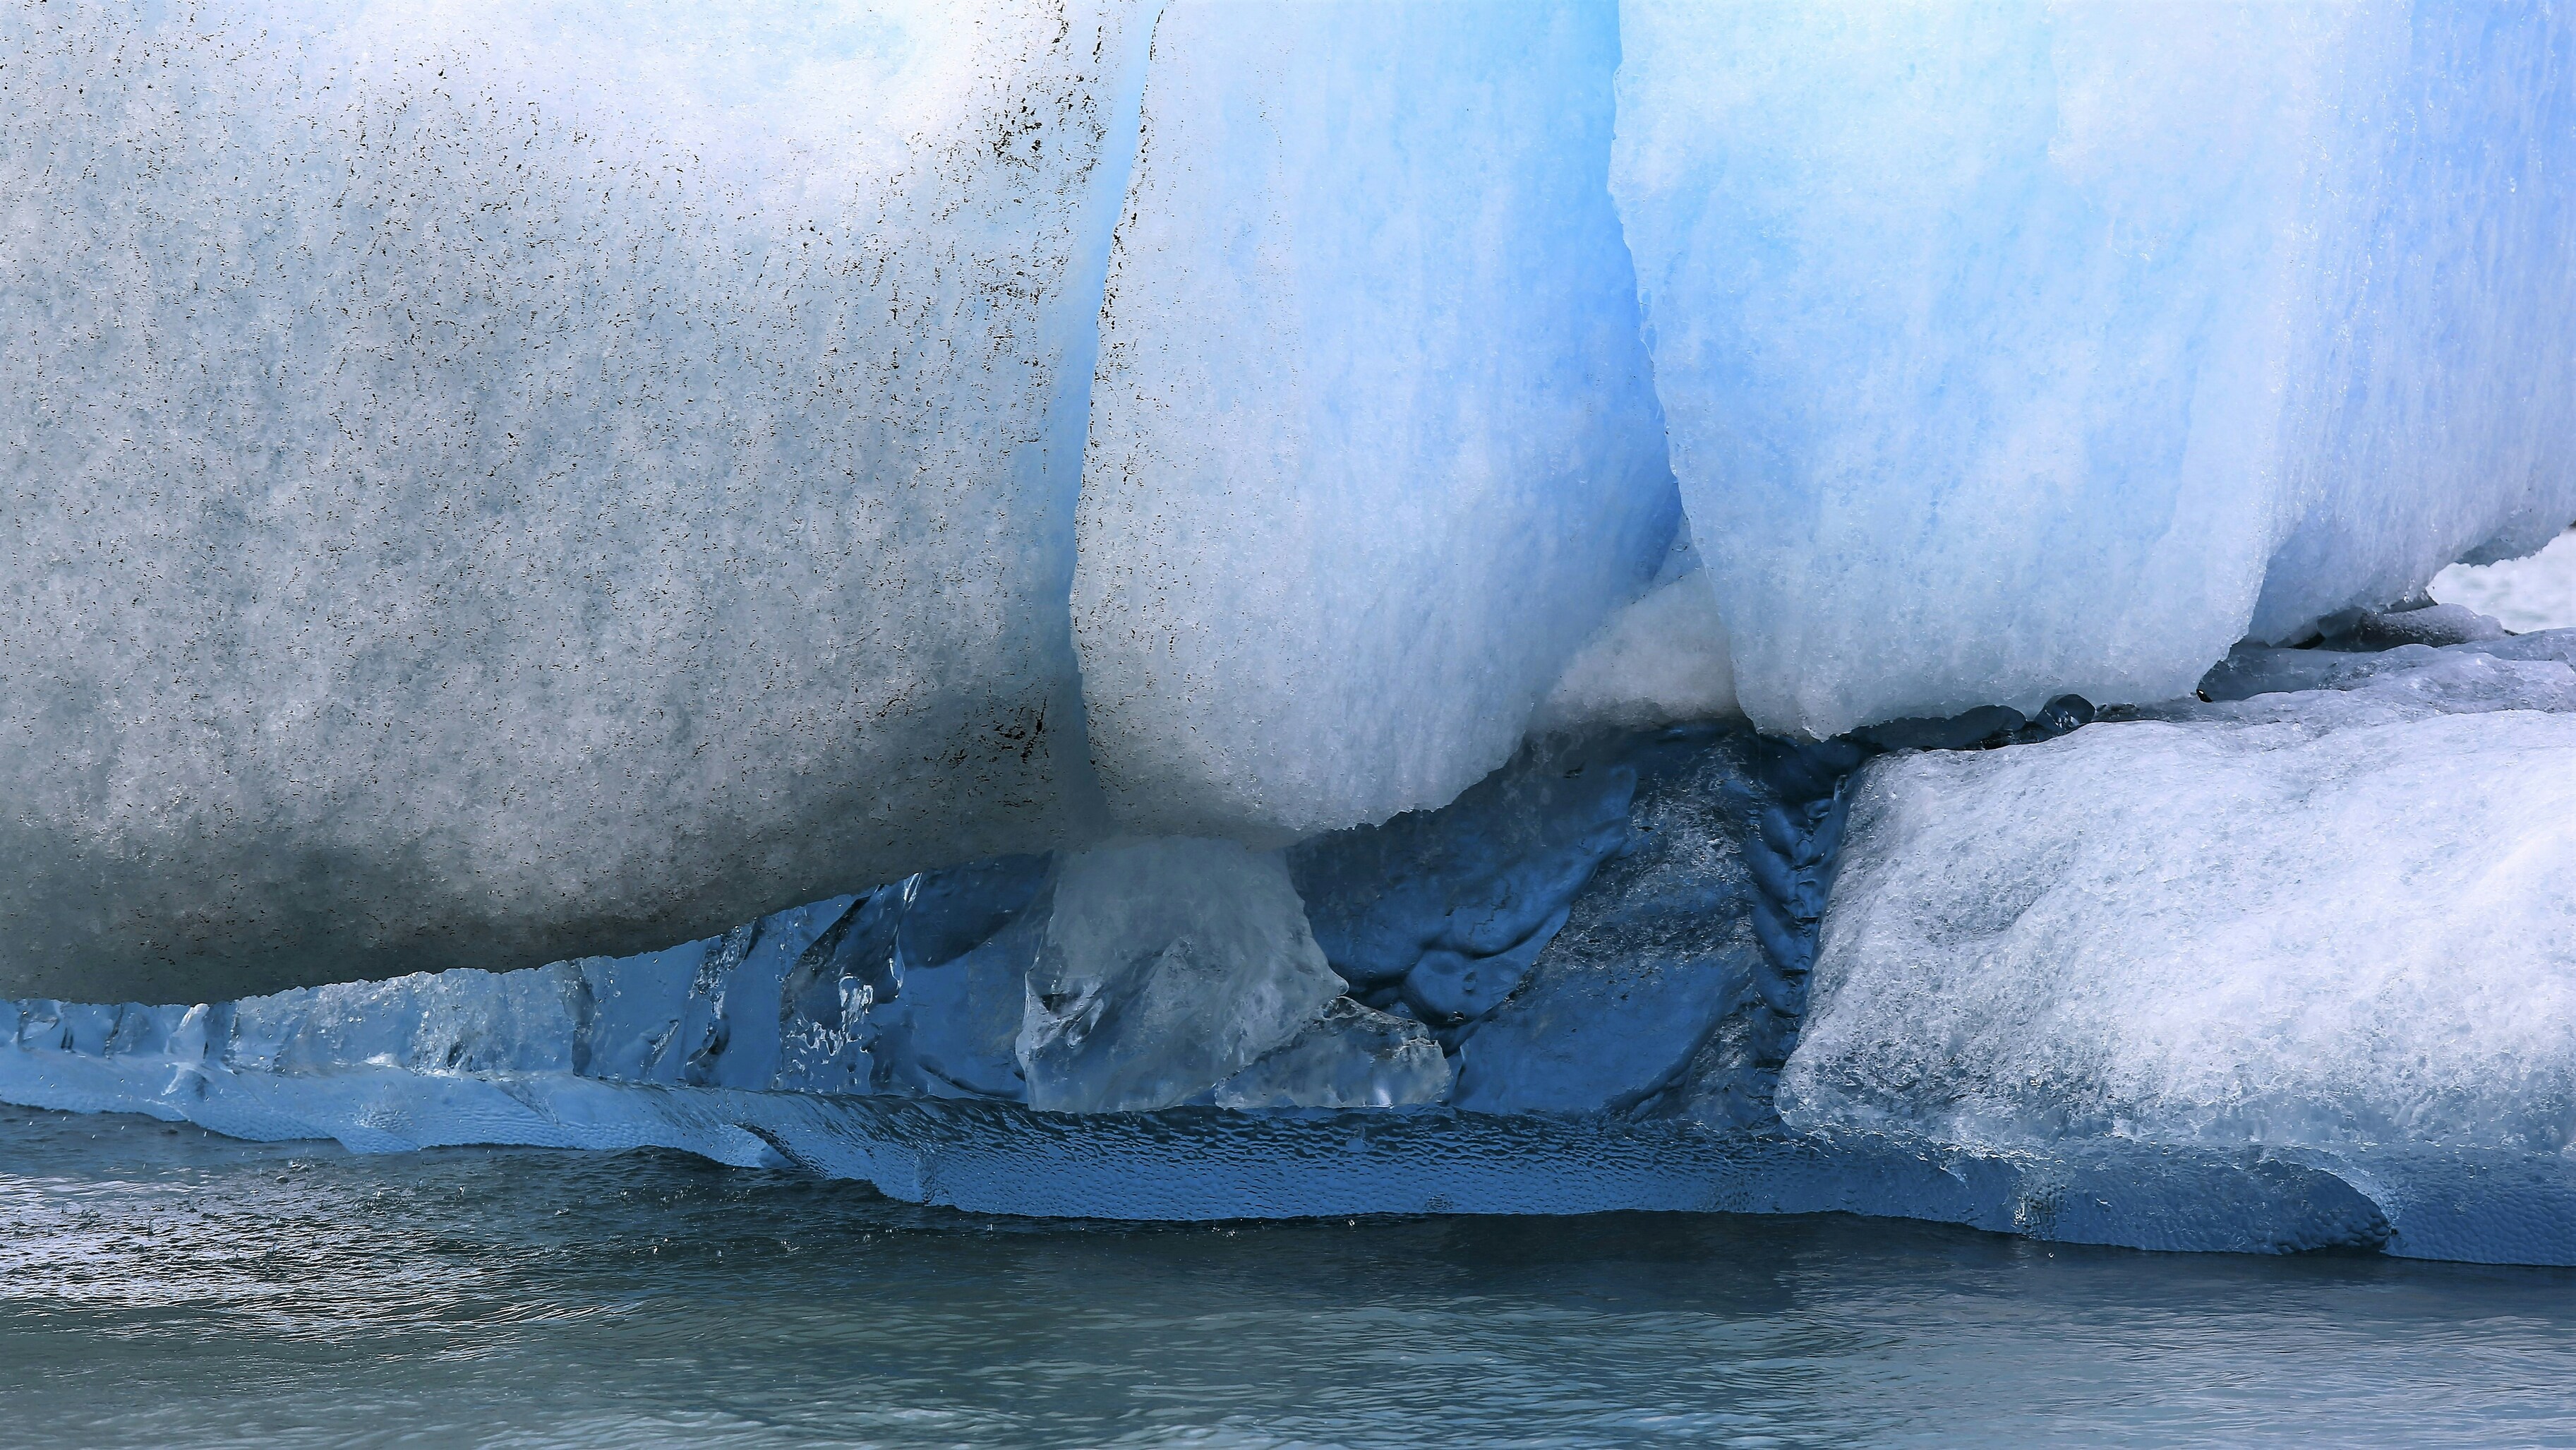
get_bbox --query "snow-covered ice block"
[1018,839,1347,1113]
[1073,0,1680,841]
[1613,0,2576,738]
[0,0,1152,1002]
[1786,659,2576,1157]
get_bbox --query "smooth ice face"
[1073,0,1680,841]
[0,0,1150,1002]
[1784,637,2576,1156]
[1613,1,2576,737]
[1018,839,1347,1113]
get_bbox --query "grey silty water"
[4,1107,2572,1449]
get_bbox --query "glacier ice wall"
[1612,0,2576,738]
[0,0,1151,1002]
[1072,0,1681,841]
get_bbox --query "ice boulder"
[0,0,1152,1002]
[1613,0,2576,738]
[1073,0,1680,842]
[1783,637,2576,1157]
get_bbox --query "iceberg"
[9,1,2572,1002]
[1613,0,2576,738]
[6,4,2575,1268]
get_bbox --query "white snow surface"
[1073,0,1680,841]
[1536,527,1744,734]
[1784,635,2576,1156]
[1613,0,2576,738]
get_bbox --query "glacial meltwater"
[5,1106,2571,1449]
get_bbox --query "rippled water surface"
[4,1106,2572,1448]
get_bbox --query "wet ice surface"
[4,1108,2571,1450]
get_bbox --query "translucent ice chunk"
[0,0,1153,1002]
[1073,0,1680,841]
[776,857,1050,1101]
[1018,840,1347,1113]
[1613,1,2576,737]
[1786,666,2576,1157]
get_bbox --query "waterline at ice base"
[4,1,2572,1267]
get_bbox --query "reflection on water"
[3,1106,2572,1448]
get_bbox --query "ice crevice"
[1,1,2574,1263]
